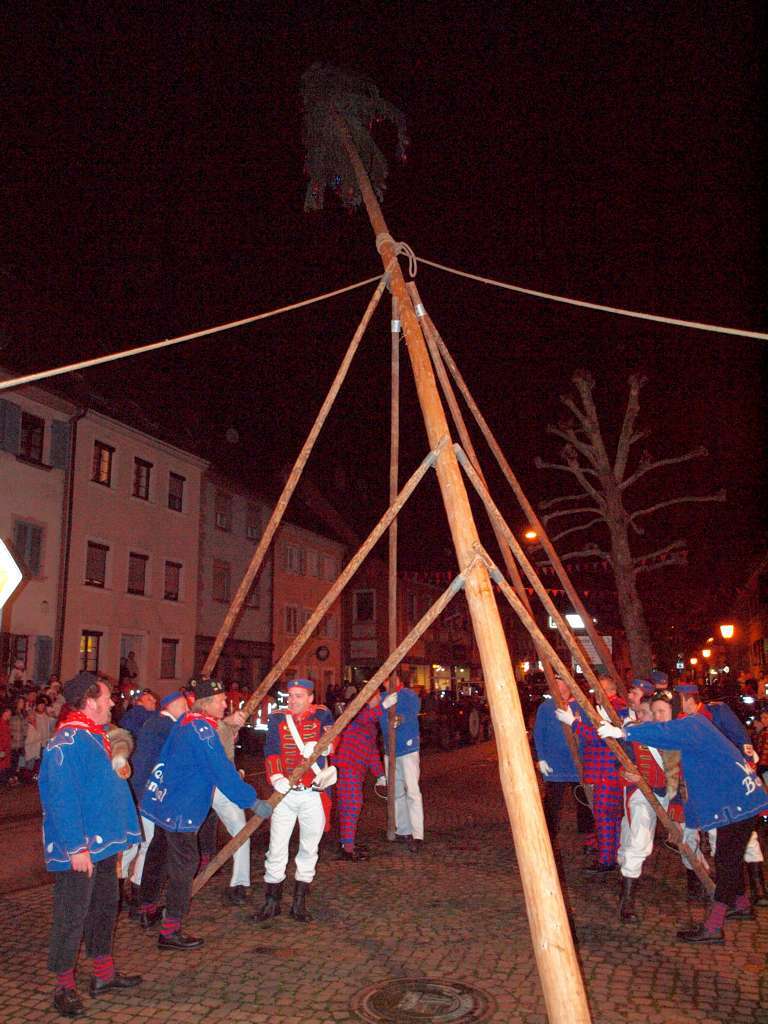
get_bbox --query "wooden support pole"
[387,296,400,839]
[476,542,714,894]
[433,330,626,695]
[192,567,469,895]
[331,106,592,1024]
[201,276,388,678]
[409,282,583,780]
[234,441,445,724]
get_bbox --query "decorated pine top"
[301,63,408,211]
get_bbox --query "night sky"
[3,3,766,647]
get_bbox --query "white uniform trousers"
[264,789,325,885]
[119,815,155,883]
[212,787,250,888]
[681,827,764,868]
[617,789,669,879]
[385,751,424,841]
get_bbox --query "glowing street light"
[701,648,711,659]
[689,657,698,666]
[719,623,734,640]
[523,529,538,542]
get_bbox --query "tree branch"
[632,539,686,565]
[539,493,589,509]
[549,516,606,543]
[559,547,612,563]
[629,490,726,524]
[634,550,688,575]
[613,374,646,482]
[620,446,708,491]
[541,505,603,523]
[547,426,601,468]
[534,457,599,479]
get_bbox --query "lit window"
[85,542,109,587]
[133,458,152,500]
[92,441,114,486]
[80,631,102,673]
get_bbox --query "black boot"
[686,869,709,904]
[619,876,639,924]
[253,881,283,922]
[289,881,313,922]
[747,862,768,907]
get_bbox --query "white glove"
[554,706,576,727]
[302,741,317,758]
[597,722,625,741]
[375,774,387,787]
[537,760,553,777]
[743,744,759,764]
[111,754,131,779]
[271,774,291,795]
[381,692,397,709]
[312,765,337,790]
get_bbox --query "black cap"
[63,671,98,706]
[191,678,226,701]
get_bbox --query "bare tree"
[535,371,725,675]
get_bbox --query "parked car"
[419,685,493,750]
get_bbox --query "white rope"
[0,274,385,393]
[417,256,768,341]
[375,232,418,279]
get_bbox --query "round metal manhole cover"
[352,978,495,1023]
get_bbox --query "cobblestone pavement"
[0,740,766,1023]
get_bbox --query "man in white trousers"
[379,676,424,853]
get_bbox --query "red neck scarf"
[181,711,219,730]
[57,708,112,756]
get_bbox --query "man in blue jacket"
[39,672,142,1018]
[533,675,585,840]
[598,710,768,943]
[140,678,272,950]
[379,675,423,852]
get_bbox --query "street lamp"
[719,623,734,640]
[523,529,538,542]
[701,648,711,659]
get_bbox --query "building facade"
[195,472,273,688]
[59,411,207,693]
[0,384,78,683]
[271,520,345,702]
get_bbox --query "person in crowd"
[10,694,27,778]
[533,674,586,842]
[334,689,385,861]
[121,689,190,922]
[379,675,424,853]
[255,679,335,923]
[598,703,768,943]
[556,674,628,874]
[0,705,14,785]
[139,678,272,950]
[195,705,257,905]
[119,689,158,739]
[39,671,142,1017]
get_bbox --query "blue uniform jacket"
[119,704,155,739]
[533,698,582,782]
[380,687,420,757]
[130,710,176,799]
[706,702,750,750]
[627,716,768,831]
[39,726,141,871]
[140,713,257,832]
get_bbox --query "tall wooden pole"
[409,282,583,778]
[433,331,625,695]
[387,296,400,839]
[331,108,591,1024]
